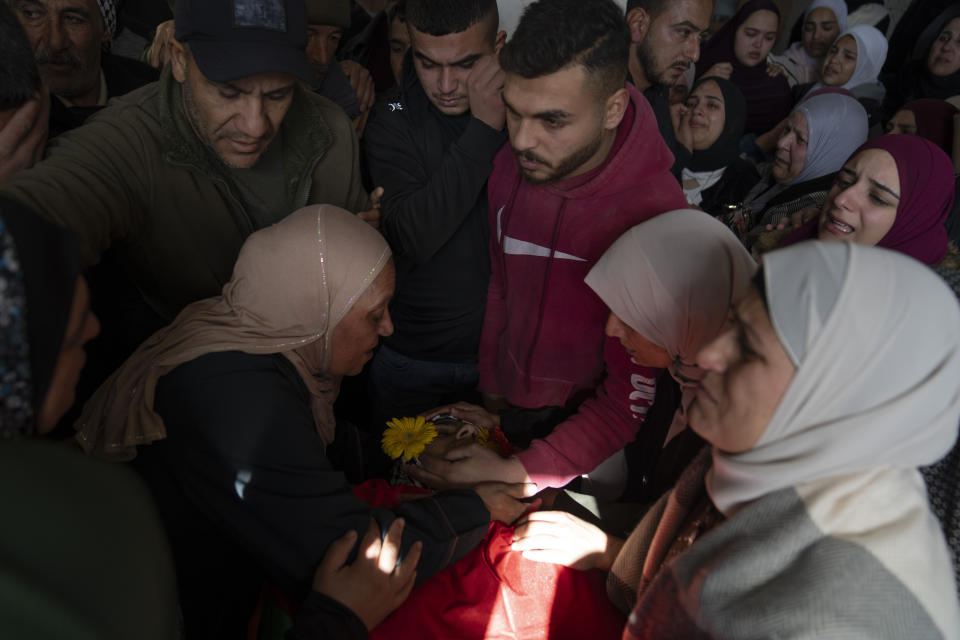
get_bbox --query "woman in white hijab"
[806,24,889,104]
[614,241,960,639]
[770,0,848,86]
[743,91,868,243]
[511,211,757,566]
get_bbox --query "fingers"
[369,186,384,208]
[378,518,404,574]
[319,529,358,576]
[405,462,458,489]
[360,517,383,562]
[504,481,540,499]
[396,539,422,585]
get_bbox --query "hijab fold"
[76,205,391,460]
[586,211,757,441]
[708,241,960,514]
[747,92,868,212]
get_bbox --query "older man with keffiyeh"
[9,0,158,135]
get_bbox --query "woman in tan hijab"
[76,205,530,637]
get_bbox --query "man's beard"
[513,132,605,185]
[635,39,684,92]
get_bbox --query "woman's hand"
[311,518,421,631]
[410,442,529,488]
[766,62,785,77]
[511,511,624,572]
[147,20,175,69]
[473,481,541,524]
[671,102,695,155]
[701,62,733,80]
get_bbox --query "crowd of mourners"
[3,0,960,637]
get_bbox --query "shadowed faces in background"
[733,9,777,67]
[802,7,839,59]
[928,17,960,78]
[772,110,808,183]
[886,109,917,135]
[628,0,712,90]
[821,34,856,86]
[388,10,411,86]
[688,286,795,454]
[12,0,107,106]
[685,78,725,150]
[170,41,297,169]
[504,65,628,184]
[306,23,343,82]
[327,261,396,377]
[817,148,900,247]
[407,13,498,116]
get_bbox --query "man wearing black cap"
[0,0,372,329]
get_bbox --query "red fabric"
[351,478,432,507]
[370,522,626,640]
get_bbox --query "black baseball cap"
[174,0,314,83]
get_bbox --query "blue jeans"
[367,344,480,431]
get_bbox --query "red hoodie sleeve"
[514,337,659,488]
[478,190,506,396]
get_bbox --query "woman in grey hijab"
[742,92,868,247]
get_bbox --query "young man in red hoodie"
[415,0,687,492]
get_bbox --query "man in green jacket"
[0,0,373,323]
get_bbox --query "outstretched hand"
[408,441,529,488]
[511,510,624,571]
[312,518,422,631]
[474,481,541,524]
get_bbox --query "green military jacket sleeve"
[0,67,369,321]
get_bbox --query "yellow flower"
[474,426,498,451]
[381,416,438,461]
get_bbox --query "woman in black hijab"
[0,195,98,435]
[883,3,960,120]
[674,76,760,219]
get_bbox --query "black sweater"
[363,56,506,363]
[136,350,490,638]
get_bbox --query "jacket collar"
[158,66,334,188]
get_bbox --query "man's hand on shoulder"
[467,54,506,131]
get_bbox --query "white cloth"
[680,167,725,207]
[708,241,960,514]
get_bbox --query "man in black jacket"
[363,0,507,428]
[624,0,713,176]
